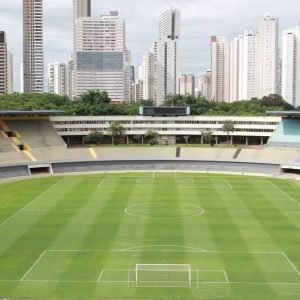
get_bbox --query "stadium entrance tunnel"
[125,203,204,219]
[28,164,52,176]
[281,165,300,175]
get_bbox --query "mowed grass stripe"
[51,177,137,298]
[0,177,63,223]
[244,179,300,276]
[197,178,274,292]
[134,178,186,248]
[175,179,215,251]
[0,177,97,281]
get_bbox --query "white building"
[281,25,300,107]
[257,14,278,98]
[154,8,181,105]
[230,36,240,102]
[238,30,258,100]
[48,63,67,96]
[23,0,44,93]
[20,64,24,93]
[211,36,230,102]
[142,51,155,101]
[75,11,130,102]
[73,0,91,50]
[179,74,195,97]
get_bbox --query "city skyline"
[1,0,300,92]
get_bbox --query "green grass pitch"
[0,172,300,299]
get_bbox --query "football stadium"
[0,110,300,299]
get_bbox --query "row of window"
[55,127,274,133]
[52,120,278,126]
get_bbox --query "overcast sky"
[1,0,300,91]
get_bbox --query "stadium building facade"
[51,115,280,145]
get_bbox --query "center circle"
[125,203,204,219]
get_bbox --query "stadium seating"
[6,119,66,149]
[268,118,300,148]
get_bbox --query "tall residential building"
[129,65,135,102]
[211,36,230,101]
[67,54,75,99]
[238,30,258,100]
[179,74,195,97]
[229,36,240,102]
[7,51,13,93]
[257,14,278,98]
[142,51,155,100]
[281,25,300,107]
[198,70,212,100]
[23,0,44,93]
[75,11,130,102]
[48,63,67,96]
[73,0,91,49]
[0,31,8,94]
[154,8,181,105]
[135,79,143,102]
[20,64,24,93]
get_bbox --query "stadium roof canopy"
[266,111,300,117]
[0,110,65,116]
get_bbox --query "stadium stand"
[93,147,176,160]
[1,110,300,179]
[6,119,66,149]
[268,118,300,148]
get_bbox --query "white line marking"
[0,179,64,227]
[224,271,229,283]
[0,279,298,285]
[268,181,299,205]
[97,178,105,188]
[21,251,47,281]
[128,269,130,288]
[97,269,104,282]
[225,180,233,189]
[45,247,283,255]
[282,252,300,278]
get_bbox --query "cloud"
[0,0,300,91]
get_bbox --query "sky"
[1,0,300,92]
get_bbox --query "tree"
[145,130,159,146]
[86,131,104,145]
[201,129,213,145]
[107,121,126,145]
[222,120,235,146]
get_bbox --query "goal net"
[135,264,192,287]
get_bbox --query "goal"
[135,264,192,287]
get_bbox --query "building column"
[215,136,218,145]
[246,136,248,146]
[201,135,204,144]
[142,136,144,144]
[261,136,264,146]
[127,136,129,145]
[231,136,233,145]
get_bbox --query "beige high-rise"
[211,36,230,102]
[179,74,195,97]
[23,0,44,93]
[0,31,8,94]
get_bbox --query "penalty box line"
[19,250,300,283]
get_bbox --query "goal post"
[135,264,192,287]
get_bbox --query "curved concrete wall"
[0,159,280,180]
